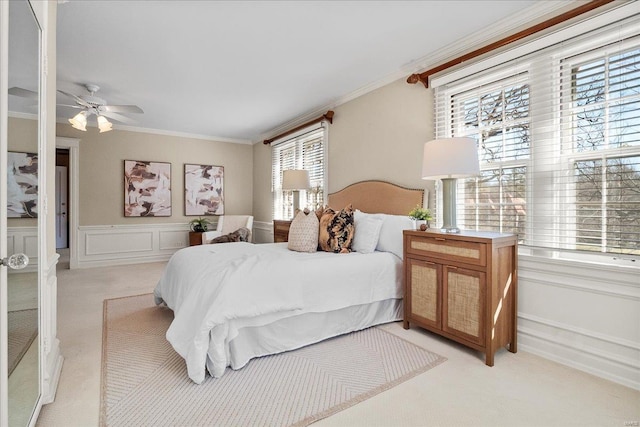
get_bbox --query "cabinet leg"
[403,320,409,330]
[509,339,517,354]
[485,351,494,367]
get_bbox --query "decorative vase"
[413,219,426,230]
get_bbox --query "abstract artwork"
[7,151,38,218]
[124,160,171,217]
[184,164,224,215]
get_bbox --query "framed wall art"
[124,160,172,217]
[8,151,38,218]
[184,164,224,216]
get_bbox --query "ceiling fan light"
[69,111,87,131]
[97,115,113,133]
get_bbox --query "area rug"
[8,308,38,377]
[100,294,446,427]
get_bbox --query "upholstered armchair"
[202,215,254,244]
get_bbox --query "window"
[272,125,327,220]
[562,46,640,254]
[450,75,530,239]
[434,14,640,260]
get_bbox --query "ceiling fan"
[8,83,144,133]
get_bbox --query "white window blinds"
[434,11,640,260]
[272,125,327,220]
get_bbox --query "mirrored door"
[5,0,41,425]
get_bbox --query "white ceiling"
[15,1,566,142]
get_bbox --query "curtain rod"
[263,110,334,145]
[406,0,615,88]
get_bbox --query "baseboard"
[518,314,639,391]
[518,255,640,391]
[41,339,64,404]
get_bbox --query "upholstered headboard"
[327,180,424,216]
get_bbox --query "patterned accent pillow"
[318,205,355,253]
[208,227,250,244]
[288,209,319,252]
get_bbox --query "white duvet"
[154,242,402,384]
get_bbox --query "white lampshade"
[282,169,311,190]
[68,111,87,131]
[422,137,480,179]
[97,115,113,133]
[422,137,480,233]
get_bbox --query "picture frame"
[184,164,224,216]
[7,151,38,218]
[124,159,171,217]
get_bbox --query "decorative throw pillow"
[353,209,384,254]
[318,205,355,253]
[208,227,250,244]
[288,208,319,253]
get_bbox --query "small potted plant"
[408,205,432,230]
[188,217,211,245]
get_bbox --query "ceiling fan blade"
[102,104,144,114]
[57,104,84,109]
[57,90,91,108]
[9,87,38,99]
[100,111,135,124]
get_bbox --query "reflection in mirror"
[7,0,41,425]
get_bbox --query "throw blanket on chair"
[208,227,250,244]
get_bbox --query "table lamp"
[422,137,480,233]
[282,169,311,215]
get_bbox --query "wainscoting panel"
[6,227,38,272]
[77,224,190,268]
[253,220,273,244]
[518,255,640,390]
[85,231,154,255]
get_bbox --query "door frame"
[0,1,10,422]
[55,138,79,269]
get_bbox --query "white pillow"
[287,210,319,252]
[353,210,384,254]
[375,213,414,259]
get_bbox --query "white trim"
[431,2,640,88]
[518,317,640,391]
[518,254,640,391]
[55,118,253,145]
[254,1,576,144]
[41,253,62,405]
[0,0,9,423]
[8,111,37,120]
[56,137,79,269]
[76,223,190,269]
[252,220,273,244]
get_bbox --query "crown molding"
[54,118,253,144]
[254,0,583,144]
[9,111,37,120]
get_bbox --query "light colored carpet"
[8,308,38,377]
[100,293,446,427]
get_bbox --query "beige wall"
[253,78,435,223]
[7,117,38,228]
[56,125,253,226]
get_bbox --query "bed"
[154,181,424,384]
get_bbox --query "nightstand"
[403,229,518,366]
[273,220,292,243]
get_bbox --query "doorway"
[55,149,69,250]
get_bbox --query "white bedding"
[154,242,402,383]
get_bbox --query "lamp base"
[440,226,461,233]
[440,178,461,233]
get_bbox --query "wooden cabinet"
[273,220,292,243]
[189,231,203,246]
[403,229,518,366]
